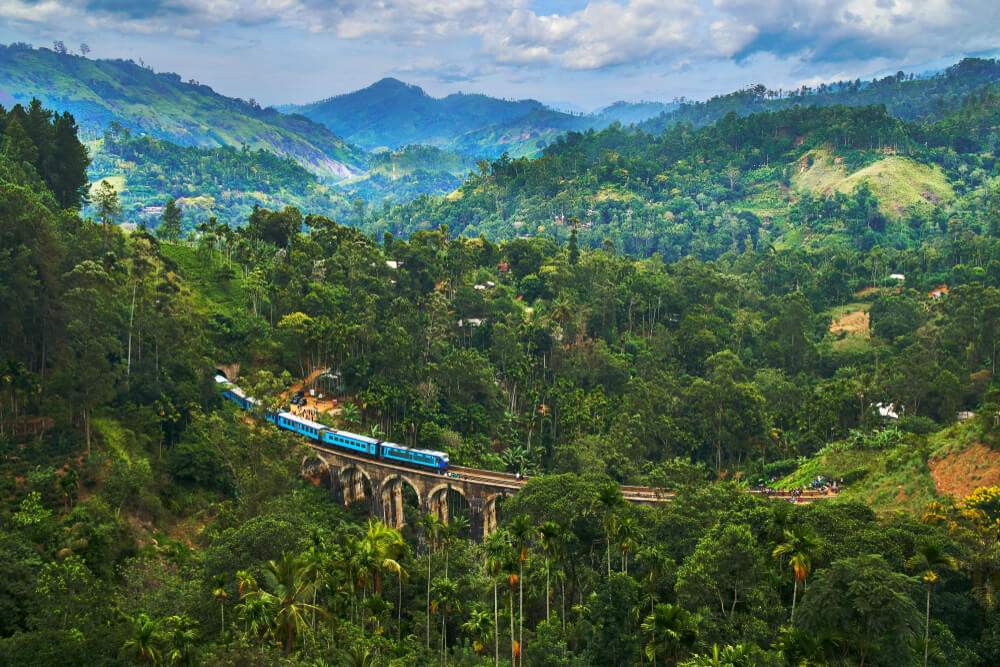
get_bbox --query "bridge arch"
[379,473,423,531]
[339,464,375,508]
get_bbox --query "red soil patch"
[930,442,1000,499]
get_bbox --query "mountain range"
[286,77,675,156]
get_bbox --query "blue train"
[215,375,450,472]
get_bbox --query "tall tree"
[158,197,183,243]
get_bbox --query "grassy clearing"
[160,244,243,316]
[792,149,954,219]
[774,420,1000,515]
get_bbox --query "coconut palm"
[431,577,460,666]
[363,519,406,595]
[509,514,533,666]
[907,540,957,667]
[121,613,163,665]
[772,525,822,624]
[641,603,699,666]
[247,551,324,654]
[482,529,511,667]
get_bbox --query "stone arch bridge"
[301,443,668,541]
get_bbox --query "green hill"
[0,43,367,180]
[85,133,352,229]
[287,78,672,159]
[638,57,1000,135]
[367,97,998,258]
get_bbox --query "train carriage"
[216,374,450,473]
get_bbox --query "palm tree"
[121,613,163,665]
[164,614,199,666]
[772,525,822,624]
[421,512,442,649]
[235,596,274,651]
[598,483,623,577]
[683,643,755,666]
[212,574,228,638]
[440,515,469,578]
[362,592,392,636]
[509,514,533,666]
[539,521,564,623]
[431,577,460,666]
[247,551,324,654]
[363,519,406,595]
[638,545,671,618]
[340,645,376,667]
[641,603,699,666]
[907,540,957,667]
[618,517,638,575]
[461,603,494,656]
[236,569,257,596]
[482,529,511,667]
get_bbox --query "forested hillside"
[638,57,1000,134]
[4,96,1000,665]
[366,97,999,259]
[0,43,366,180]
[87,130,352,228]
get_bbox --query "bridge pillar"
[484,497,499,537]
[468,495,501,542]
[380,479,406,530]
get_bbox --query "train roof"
[327,428,381,445]
[214,374,230,384]
[279,411,327,431]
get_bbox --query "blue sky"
[1,0,998,110]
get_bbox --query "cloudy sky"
[1,0,998,110]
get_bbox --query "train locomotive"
[215,375,450,472]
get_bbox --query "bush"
[897,415,939,435]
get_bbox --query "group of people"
[753,474,842,499]
[292,402,321,421]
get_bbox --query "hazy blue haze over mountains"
[286,77,676,157]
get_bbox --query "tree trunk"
[790,578,798,624]
[494,582,500,667]
[510,593,515,666]
[924,583,931,667]
[442,612,447,666]
[519,561,524,666]
[546,561,551,623]
[427,555,432,649]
